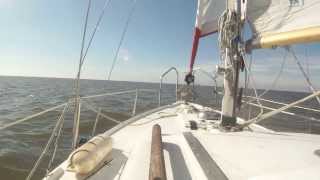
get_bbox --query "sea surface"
[0,76,319,179]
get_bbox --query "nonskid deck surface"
[47,102,320,180]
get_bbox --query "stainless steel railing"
[159,67,179,106]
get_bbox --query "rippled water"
[0,76,319,179]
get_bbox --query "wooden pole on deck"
[149,124,166,180]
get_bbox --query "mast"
[187,0,320,127]
[186,0,243,128]
[220,0,241,127]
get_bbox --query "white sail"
[247,0,320,37]
[195,0,226,36]
[187,0,226,73]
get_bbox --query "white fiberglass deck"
[46,102,320,180]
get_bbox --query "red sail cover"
[189,0,226,73]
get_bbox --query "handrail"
[159,67,179,106]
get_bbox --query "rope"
[218,9,240,56]
[80,0,112,67]
[0,89,156,130]
[81,89,137,99]
[245,101,320,123]
[244,53,253,119]
[0,103,68,130]
[245,96,320,113]
[72,0,92,151]
[244,53,252,90]
[240,51,264,121]
[130,114,177,126]
[241,91,320,127]
[286,46,320,106]
[305,47,310,77]
[107,0,137,80]
[242,49,288,108]
[26,104,68,180]
[77,0,92,70]
[46,105,69,176]
[73,0,92,96]
[72,0,113,150]
[73,0,112,110]
[82,100,121,124]
[257,49,288,98]
[91,108,101,137]
[72,101,81,150]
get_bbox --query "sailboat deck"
[47,102,320,180]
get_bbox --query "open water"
[0,76,319,179]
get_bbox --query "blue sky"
[0,0,319,91]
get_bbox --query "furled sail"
[246,0,320,49]
[188,0,226,74]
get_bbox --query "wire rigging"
[72,0,93,151]
[73,0,112,95]
[243,48,288,108]
[80,0,113,68]
[240,50,264,122]
[72,0,112,150]
[241,91,320,127]
[286,46,320,106]
[46,105,69,176]
[244,53,252,90]
[74,0,92,91]
[240,46,320,128]
[26,105,68,180]
[257,49,288,98]
[107,0,137,81]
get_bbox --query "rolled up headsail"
[246,0,320,49]
[188,0,226,73]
